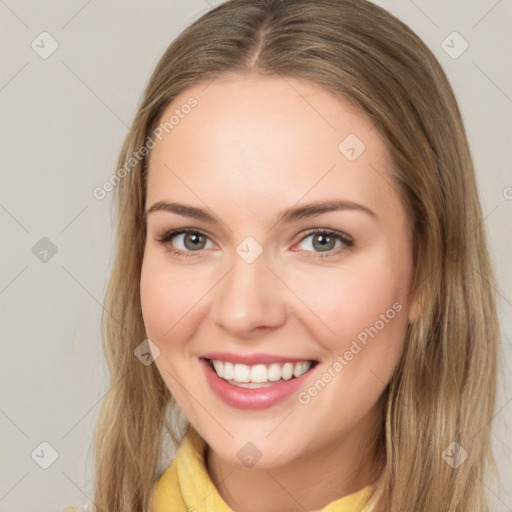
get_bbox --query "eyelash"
[155,228,354,260]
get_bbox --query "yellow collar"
[153,427,374,511]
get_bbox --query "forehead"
[145,74,400,222]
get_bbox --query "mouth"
[202,357,319,389]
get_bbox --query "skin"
[140,73,416,512]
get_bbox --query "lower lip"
[200,358,317,410]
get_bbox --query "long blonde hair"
[92,1,501,510]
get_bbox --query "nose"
[210,249,288,338]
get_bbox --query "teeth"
[212,360,224,378]
[250,364,268,383]
[282,362,294,380]
[230,381,276,389]
[293,362,309,378]
[223,361,234,380]
[267,363,282,382]
[210,359,314,384]
[233,364,250,383]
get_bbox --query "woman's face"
[140,74,415,469]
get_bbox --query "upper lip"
[201,352,318,366]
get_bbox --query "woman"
[86,0,501,510]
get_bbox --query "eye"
[295,229,354,259]
[155,228,215,258]
[155,227,354,260]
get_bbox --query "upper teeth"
[211,360,313,383]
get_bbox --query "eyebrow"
[144,199,377,224]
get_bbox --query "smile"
[209,359,314,388]
[200,355,319,410]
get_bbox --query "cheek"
[288,256,410,360]
[139,252,209,344]
[289,262,409,429]
[139,253,210,411]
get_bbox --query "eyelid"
[155,227,217,250]
[296,228,353,245]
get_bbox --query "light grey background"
[1,1,511,511]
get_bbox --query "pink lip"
[200,357,318,410]
[201,352,316,365]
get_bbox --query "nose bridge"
[211,246,287,335]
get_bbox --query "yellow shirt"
[153,428,375,512]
